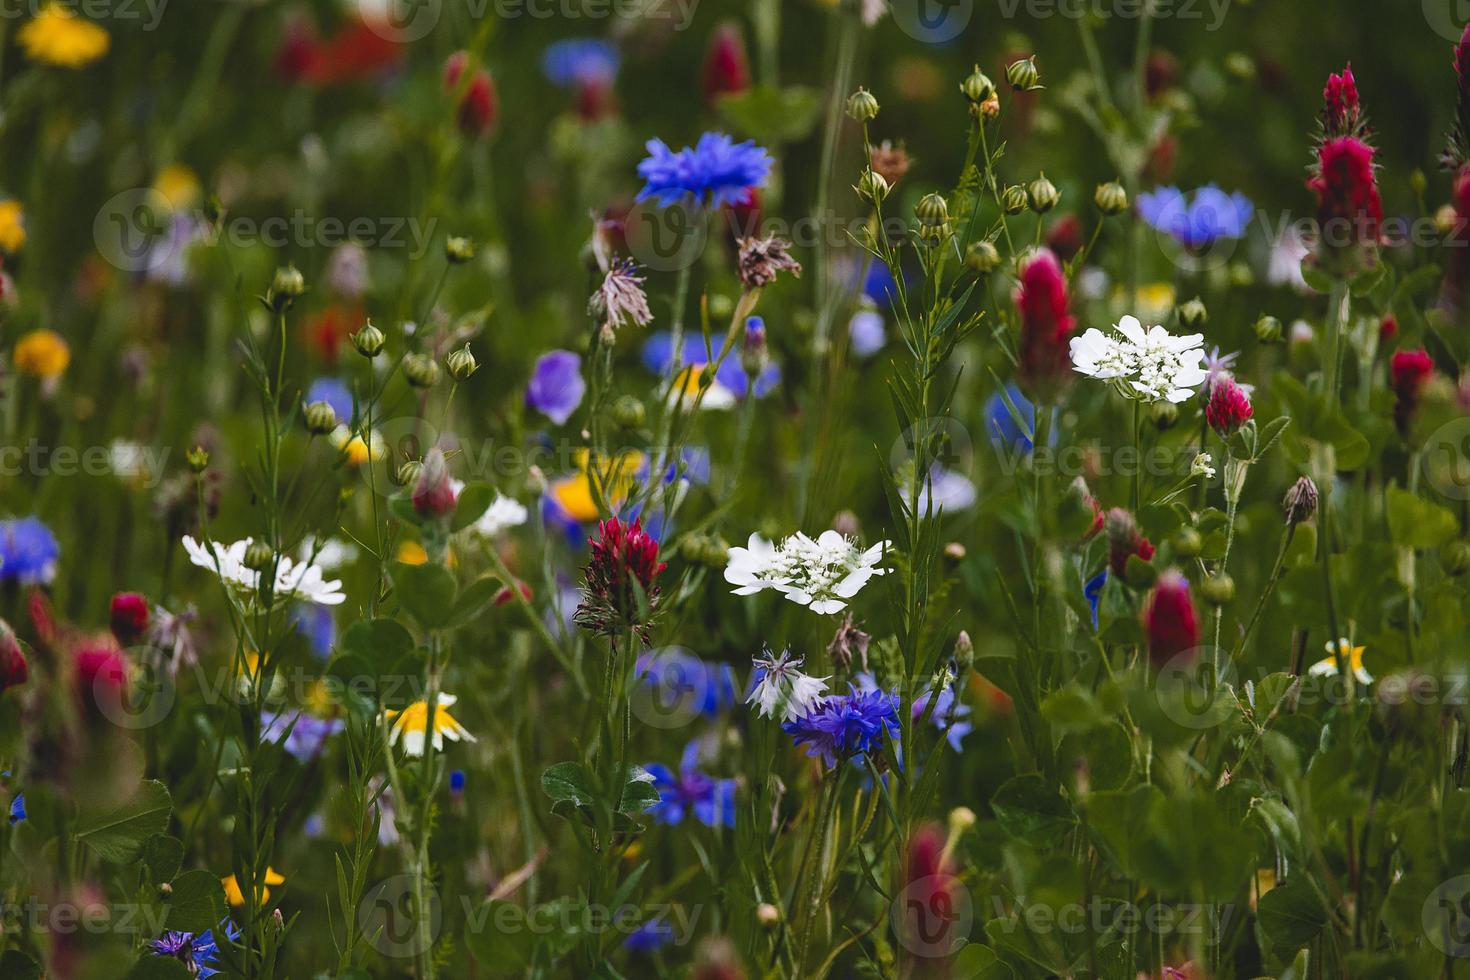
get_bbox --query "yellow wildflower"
[0,200,25,253]
[19,4,110,69]
[395,540,455,568]
[13,329,71,379]
[547,449,645,523]
[222,867,285,907]
[1308,638,1372,685]
[153,164,201,211]
[329,425,384,466]
[384,693,476,757]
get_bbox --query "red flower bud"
[1143,570,1200,667]
[1308,136,1382,262]
[1390,348,1435,435]
[1014,249,1076,399]
[109,592,150,647]
[0,624,28,694]
[445,52,498,137]
[493,580,533,606]
[573,518,667,640]
[1205,376,1253,438]
[701,23,750,105]
[75,640,129,704]
[1105,508,1154,577]
[1321,63,1361,137]
[1044,213,1084,262]
[412,449,457,519]
[895,822,964,960]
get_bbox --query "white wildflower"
[747,649,829,722]
[1069,314,1209,404]
[725,529,888,615]
[1192,453,1216,479]
[182,536,347,606]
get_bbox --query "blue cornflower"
[526,350,586,426]
[849,308,885,358]
[149,920,240,978]
[1136,185,1254,250]
[641,331,780,402]
[305,377,353,423]
[636,133,773,209]
[290,603,335,659]
[261,711,345,762]
[449,770,466,796]
[985,384,1036,457]
[783,687,901,769]
[624,916,673,953]
[636,651,737,718]
[542,38,619,88]
[0,517,59,585]
[644,739,736,828]
[1084,570,1108,630]
[855,673,971,752]
[9,793,24,825]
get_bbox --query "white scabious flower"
[747,649,829,722]
[183,536,347,606]
[1069,314,1209,404]
[724,529,888,615]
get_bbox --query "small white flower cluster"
[746,649,829,722]
[1069,315,1209,404]
[182,536,346,606]
[725,529,888,615]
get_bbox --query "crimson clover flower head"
[782,686,900,769]
[1308,136,1382,266]
[109,592,151,646]
[1143,570,1200,668]
[1321,63,1362,138]
[1390,348,1436,434]
[1014,248,1075,398]
[574,517,667,640]
[636,132,772,210]
[1205,375,1253,439]
[1104,508,1154,577]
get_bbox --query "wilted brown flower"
[735,235,801,289]
[590,258,653,335]
[1283,476,1319,525]
[826,613,872,671]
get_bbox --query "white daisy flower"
[183,536,347,606]
[1069,315,1209,404]
[300,537,358,572]
[725,529,889,615]
[448,479,530,538]
[384,693,476,757]
[1308,638,1373,685]
[747,649,829,722]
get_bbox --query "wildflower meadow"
[3,1,1470,978]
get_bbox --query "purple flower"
[641,331,780,400]
[1137,185,1254,250]
[644,739,736,828]
[526,350,586,426]
[305,377,354,422]
[149,920,239,978]
[783,686,901,768]
[290,603,336,659]
[542,38,619,88]
[636,132,773,209]
[0,517,59,585]
[635,651,736,718]
[624,916,673,953]
[855,673,971,753]
[262,711,345,762]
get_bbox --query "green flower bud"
[351,321,387,358]
[1150,400,1179,430]
[403,353,440,388]
[855,168,890,204]
[1027,174,1060,213]
[446,344,479,382]
[1002,185,1028,215]
[1253,314,1283,344]
[1441,539,1470,576]
[846,87,880,122]
[1176,297,1208,329]
[1006,56,1042,92]
[445,236,476,264]
[960,65,995,104]
[1223,52,1255,82]
[915,192,950,228]
[1200,573,1235,606]
[612,395,646,429]
[244,542,274,571]
[266,265,306,313]
[954,630,974,671]
[186,446,210,473]
[1173,527,1203,559]
[396,460,424,488]
[304,400,338,435]
[966,240,1002,274]
[1094,181,1129,216]
[702,535,731,566]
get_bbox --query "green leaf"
[990,774,1072,846]
[465,900,534,973]
[1087,784,1162,877]
[541,762,595,806]
[1040,683,1105,735]
[451,482,495,532]
[142,834,184,884]
[164,869,227,935]
[446,575,504,629]
[0,951,42,980]
[1257,878,1329,949]
[952,941,1013,979]
[390,561,458,625]
[1386,486,1459,550]
[74,780,172,863]
[716,85,823,145]
[340,618,415,669]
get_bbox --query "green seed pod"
[1006,56,1041,92]
[966,240,1001,274]
[446,344,479,382]
[1094,181,1129,215]
[960,66,995,104]
[1027,174,1060,213]
[846,87,880,122]
[351,321,387,358]
[1173,527,1203,559]
[403,352,441,388]
[445,236,476,264]
[304,400,338,435]
[1200,573,1235,606]
[1002,185,1028,215]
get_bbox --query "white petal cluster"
[182,536,347,606]
[725,529,888,615]
[1069,315,1209,404]
[747,650,829,722]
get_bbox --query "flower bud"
[1200,573,1235,606]
[304,400,338,435]
[846,87,879,121]
[741,316,769,377]
[965,240,1001,273]
[1150,400,1179,430]
[915,192,950,229]
[1026,174,1059,213]
[1283,476,1319,525]
[953,630,974,671]
[186,446,210,473]
[756,904,780,928]
[157,882,172,899]
[948,806,977,836]
[445,236,476,264]
[1441,539,1470,576]
[0,622,28,694]
[109,593,150,647]
[267,265,306,312]
[855,168,889,204]
[403,353,441,388]
[1143,570,1199,668]
[960,66,995,104]
[1002,185,1028,215]
[396,460,424,488]
[1173,526,1203,558]
[351,321,387,358]
[1006,56,1042,91]
[1094,181,1129,215]
[1176,297,1208,329]
[412,448,457,520]
[612,396,646,429]
[244,542,274,571]
[446,344,479,382]
[1254,314,1283,344]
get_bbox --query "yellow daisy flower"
[395,540,456,568]
[222,867,285,907]
[19,4,110,69]
[547,449,645,523]
[13,329,71,379]
[384,693,476,757]
[1308,638,1372,685]
[0,200,26,253]
[329,425,384,466]
[152,163,201,211]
